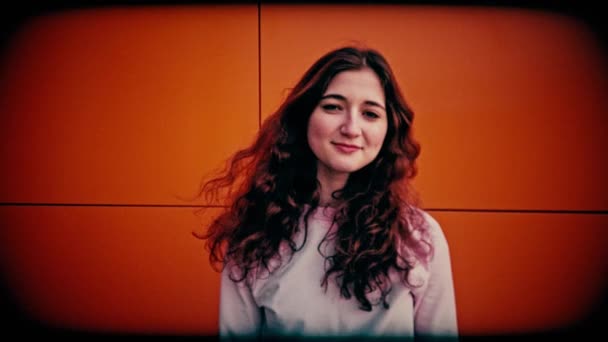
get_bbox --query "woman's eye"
[363,111,380,119]
[322,104,341,111]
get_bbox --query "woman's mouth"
[332,142,361,153]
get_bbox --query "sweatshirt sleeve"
[412,212,459,340]
[219,263,263,341]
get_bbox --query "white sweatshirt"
[219,206,459,340]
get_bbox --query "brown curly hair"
[195,46,433,311]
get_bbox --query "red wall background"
[0,3,607,338]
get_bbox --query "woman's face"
[307,68,388,180]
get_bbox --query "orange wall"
[0,4,607,337]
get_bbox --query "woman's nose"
[340,112,362,137]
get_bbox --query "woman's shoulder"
[419,210,449,248]
[397,207,451,264]
[403,207,445,239]
[412,209,453,274]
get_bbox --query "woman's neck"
[316,165,349,207]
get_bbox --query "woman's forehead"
[324,68,385,105]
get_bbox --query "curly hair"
[195,46,433,312]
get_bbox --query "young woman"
[197,46,458,341]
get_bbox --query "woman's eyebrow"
[321,93,385,111]
[320,93,347,102]
[364,100,386,111]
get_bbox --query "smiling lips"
[332,142,362,153]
